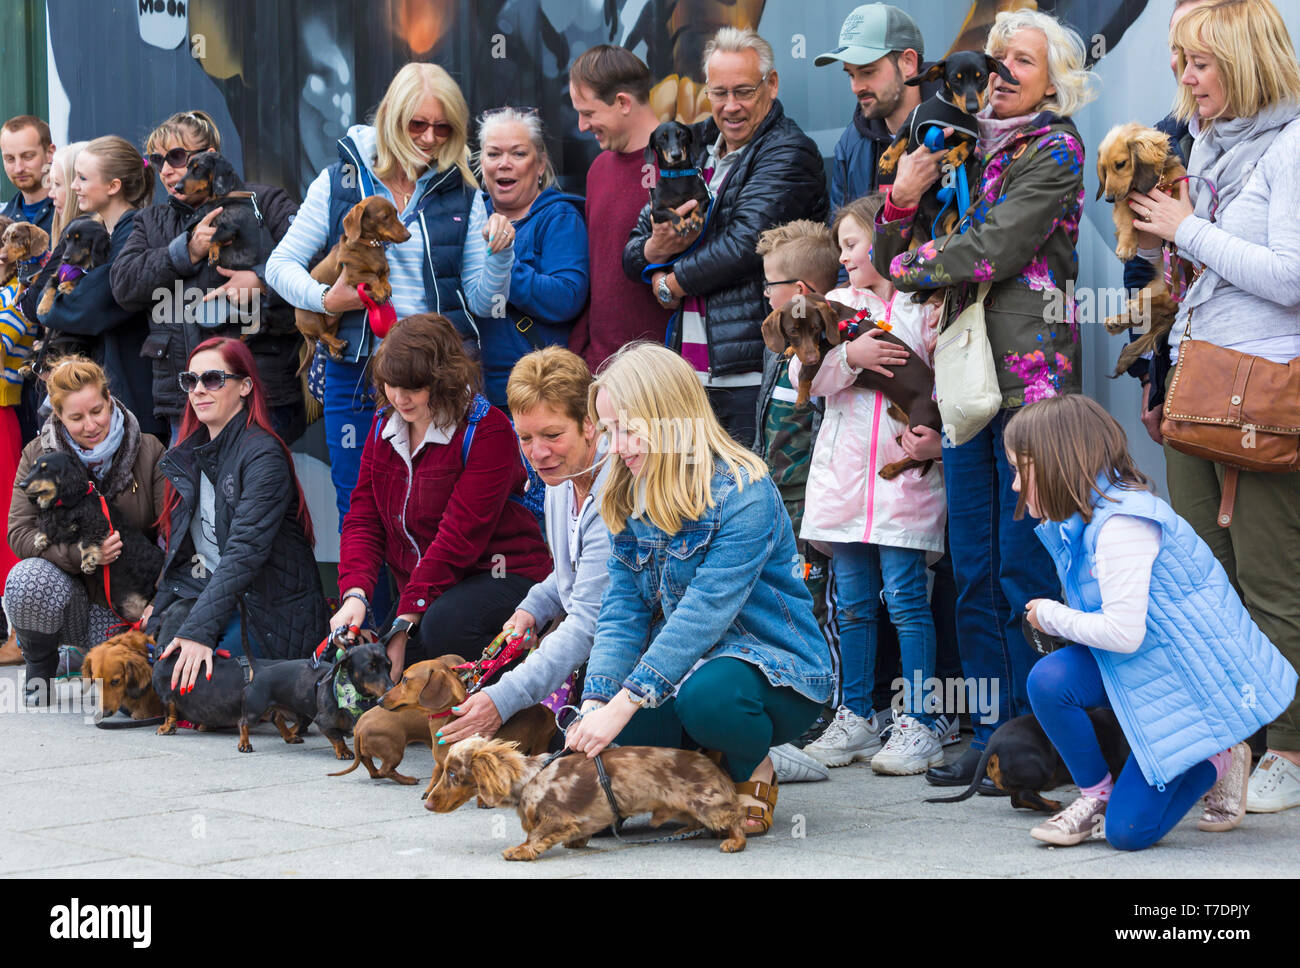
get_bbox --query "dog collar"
[18,252,48,272]
[839,307,893,341]
[658,167,702,179]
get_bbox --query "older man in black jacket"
[624,27,829,445]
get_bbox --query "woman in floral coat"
[870,8,1097,790]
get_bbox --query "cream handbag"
[933,280,999,446]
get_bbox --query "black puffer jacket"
[624,99,829,376]
[149,415,326,659]
[108,185,303,420]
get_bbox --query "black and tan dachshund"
[926,709,1131,812]
[177,151,263,270]
[19,452,163,621]
[878,52,1019,239]
[646,121,710,238]
[36,216,110,320]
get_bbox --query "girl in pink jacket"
[797,196,947,776]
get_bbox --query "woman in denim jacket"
[565,344,834,835]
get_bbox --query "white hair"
[987,9,1099,117]
[702,27,775,82]
[473,107,557,190]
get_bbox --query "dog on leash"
[646,121,710,238]
[426,738,748,860]
[81,630,164,723]
[0,221,50,291]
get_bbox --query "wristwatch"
[656,276,673,305]
[383,617,418,646]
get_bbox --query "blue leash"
[920,124,972,240]
[640,174,718,352]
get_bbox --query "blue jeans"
[943,410,1055,747]
[830,541,936,724]
[1028,645,1217,851]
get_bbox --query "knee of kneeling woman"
[4,557,75,617]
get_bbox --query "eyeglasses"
[178,369,240,393]
[762,278,802,295]
[705,75,769,104]
[147,147,200,171]
[407,118,455,139]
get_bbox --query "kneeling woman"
[5,358,165,703]
[330,315,551,678]
[565,344,834,834]
[151,338,326,693]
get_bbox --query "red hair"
[158,337,314,547]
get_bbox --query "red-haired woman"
[149,337,327,693]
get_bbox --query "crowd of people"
[1,0,1298,851]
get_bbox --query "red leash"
[88,484,142,635]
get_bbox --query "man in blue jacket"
[0,116,55,236]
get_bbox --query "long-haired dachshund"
[426,738,748,860]
[36,216,110,318]
[81,630,164,724]
[0,221,50,290]
[294,195,410,362]
[762,292,941,478]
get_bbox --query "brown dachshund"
[1,221,50,291]
[81,630,164,722]
[761,292,941,479]
[1095,123,1188,377]
[426,738,748,861]
[295,196,410,362]
[327,703,433,785]
[376,656,556,798]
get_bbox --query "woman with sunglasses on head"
[473,108,588,409]
[4,356,166,704]
[267,64,515,549]
[149,337,326,695]
[35,136,165,439]
[108,110,306,446]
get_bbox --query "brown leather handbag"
[1160,308,1300,527]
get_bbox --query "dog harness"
[656,166,703,180]
[839,306,891,341]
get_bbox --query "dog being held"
[1095,123,1189,377]
[427,737,748,860]
[176,151,264,270]
[762,292,941,478]
[926,709,1131,812]
[81,630,164,724]
[646,121,710,238]
[19,452,163,621]
[0,220,50,291]
[878,52,1018,241]
[295,196,410,363]
[33,217,112,372]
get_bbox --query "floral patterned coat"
[871,113,1085,407]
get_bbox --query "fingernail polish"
[437,738,445,745]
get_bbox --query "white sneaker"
[770,743,830,783]
[933,713,961,747]
[1246,751,1300,814]
[803,705,880,767]
[871,713,945,775]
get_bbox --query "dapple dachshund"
[646,121,710,238]
[0,220,50,290]
[177,151,263,270]
[761,292,941,479]
[81,630,164,726]
[426,738,748,861]
[294,196,410,362]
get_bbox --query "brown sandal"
[735,776,779,835]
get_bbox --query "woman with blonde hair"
[1126,0,1300,814]
[563,343,833,835]
[45,140,89,244]
[268,64,516,561]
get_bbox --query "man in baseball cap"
[817,4,937,211]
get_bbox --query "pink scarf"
[975,104,1041,161]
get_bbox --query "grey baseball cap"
[815,4,925,67]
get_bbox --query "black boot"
[925,746,1010,796]
[19,629,59,707]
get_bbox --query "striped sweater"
[0,280,34,407]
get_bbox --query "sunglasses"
[407,118,455,139]
[147,147,200,171]
[178,369,240,393]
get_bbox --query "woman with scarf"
[1126,0,1300,814]
[4,357,165,704]
[871,8,1097,791]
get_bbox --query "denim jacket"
[583,460,834,708]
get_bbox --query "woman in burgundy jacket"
[330,314,551,676]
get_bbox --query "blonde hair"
[1171,0,1300,123]
[46,355,111,415]
[832,193,885,246]
[80,136,152,210]
[507,346,592,428]
[372,63,476,188]
[47,140,89,243]
[987,9,1098,117]
[703,26,775,80]
[589,343,768,535]
[475,108,558,191]
[755,219,840,294]
[144,109,222,156]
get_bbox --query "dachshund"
[376,655,556,798]
[35,216,111,323]
[646,121,710,238]
[1095,123,1189,376]
[294,196,410,362]
[177,151,264,270]
[425,737,748,860]
[81,630,164,725]
[326,702,434,785]
[18,452,163,621]
[878,52,1019,240]
[761,292,941,479]
[925,709,1131,812]
[0,220,50,290]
